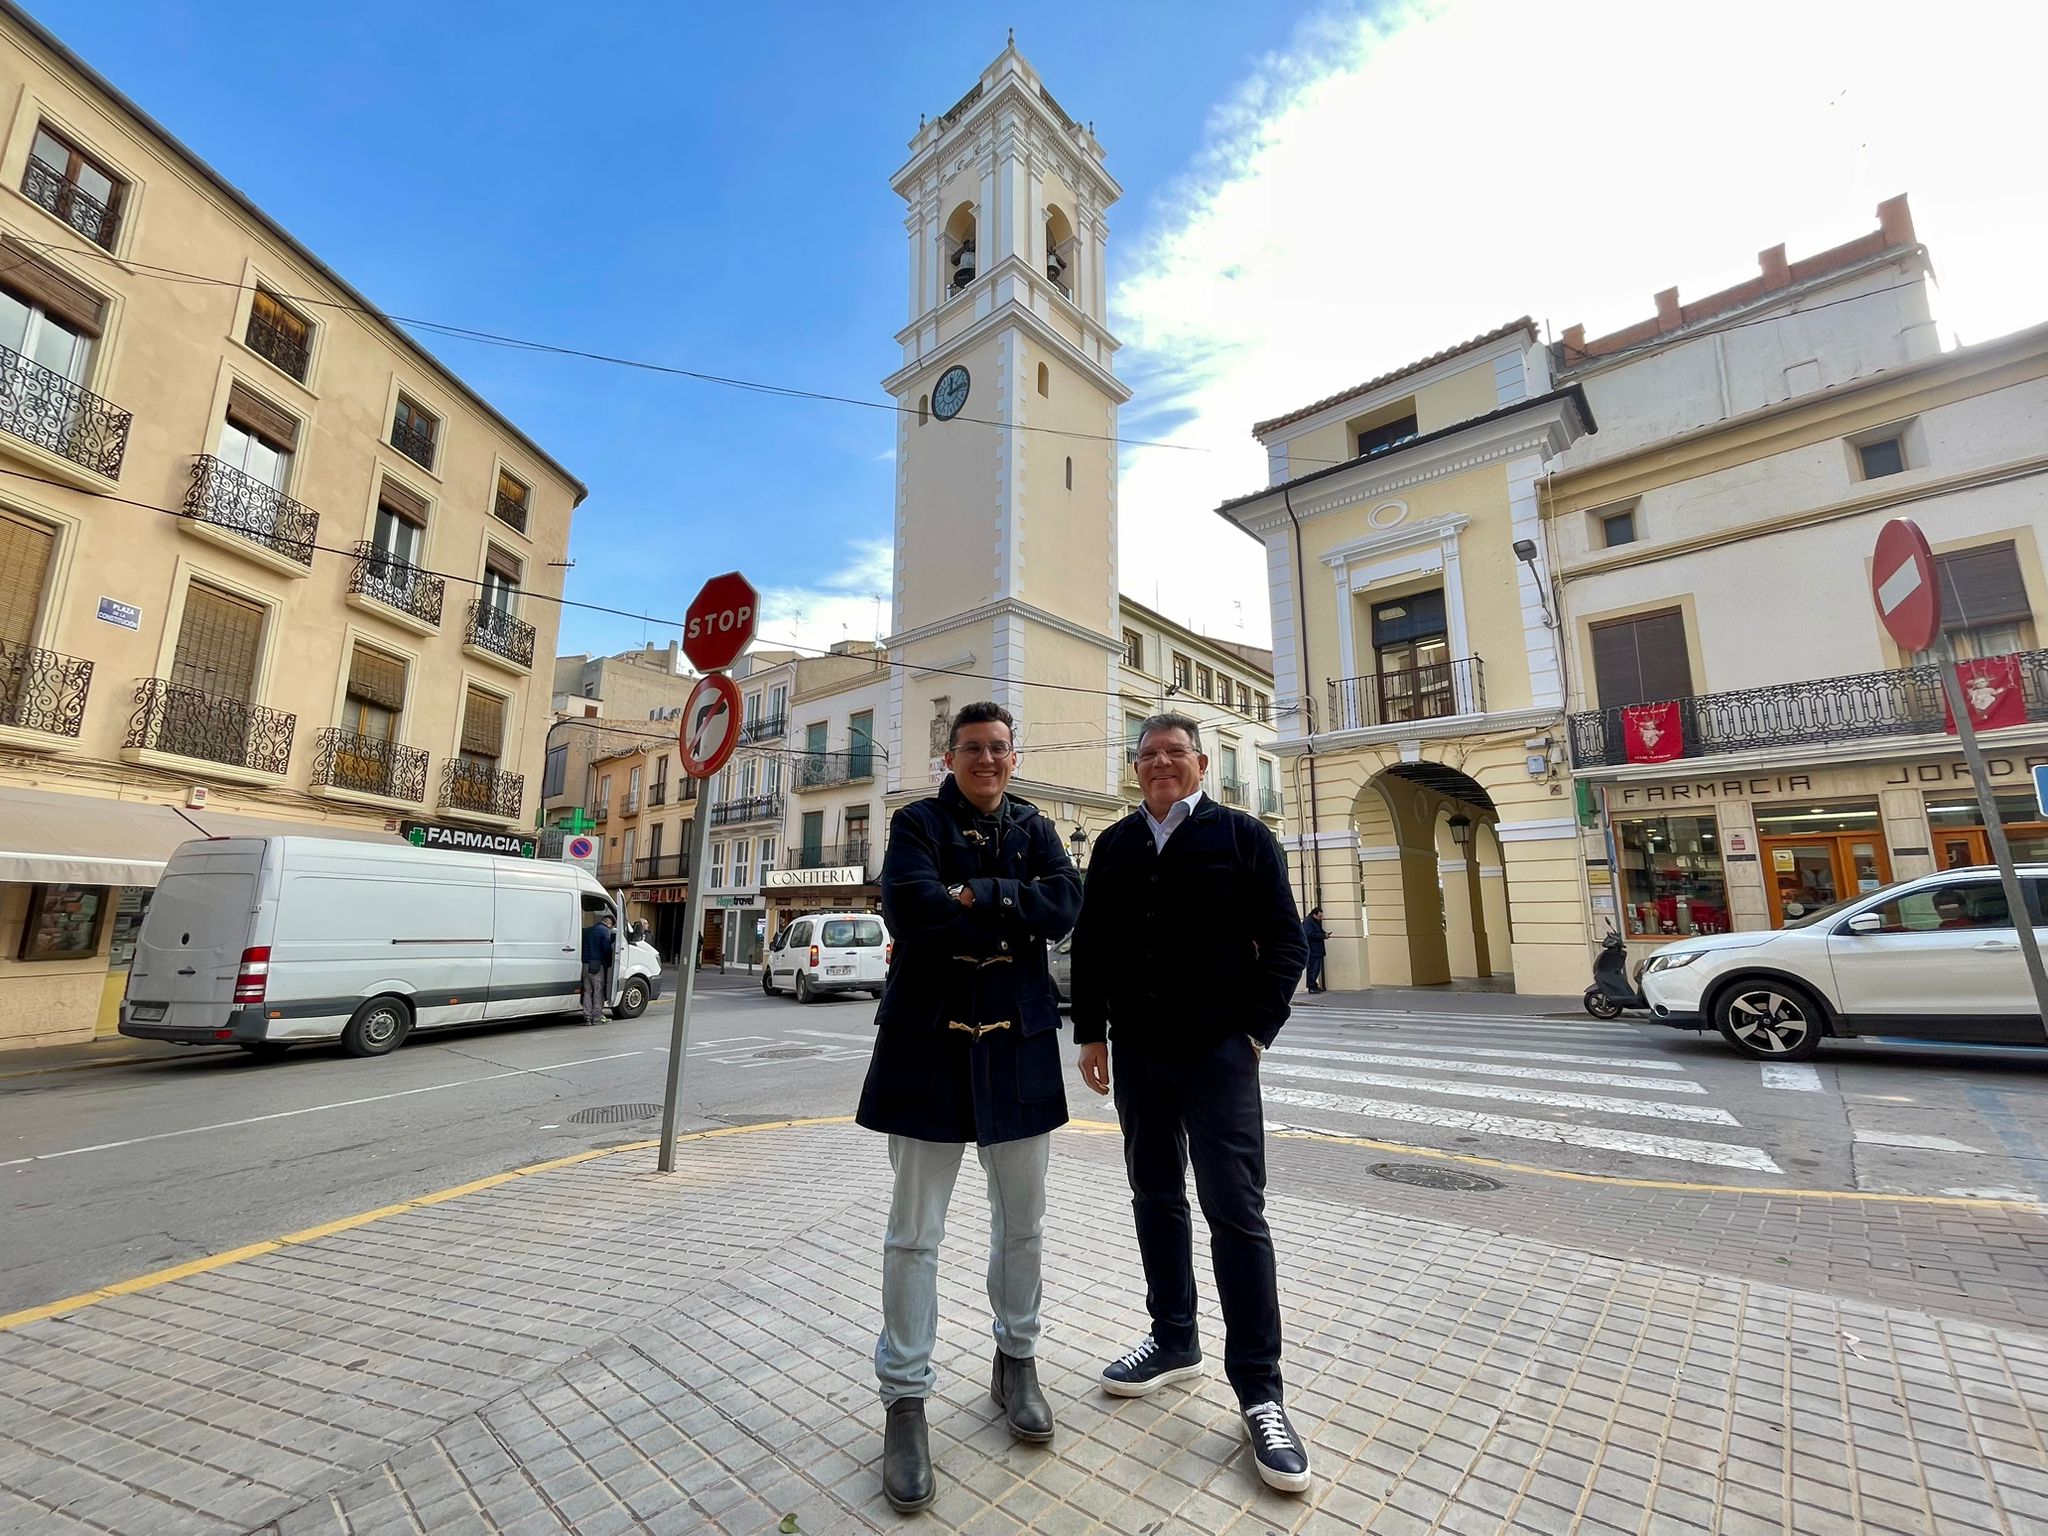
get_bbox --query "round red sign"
[1870,518,1940,655]
[682,571,760,673]
[679,672,744,779]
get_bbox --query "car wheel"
[796,972,814,1005]
[614,978,649,1019]
[762,968,777,996]
[1713,980,1824,1060]
[868,988,884,1000]
[237,1041,291,1061]
[1582,987,1625,1020]
[341,995,412,1058]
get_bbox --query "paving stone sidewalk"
[2,1123,2045,1535]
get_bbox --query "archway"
[1353,761,1499,987]
[944,202,978,292]
[1045,204,1076,294]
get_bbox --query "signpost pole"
[1934,634,2048,1037]
[657,768,719,1173]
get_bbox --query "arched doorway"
[1352,761,1504,987]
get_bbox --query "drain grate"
[1368,1162,1503,1193]
[567,1103,663,1125]
[752,1045,823,1061]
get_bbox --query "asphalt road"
[4,980,2046,1313]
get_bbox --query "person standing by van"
[856,702,1082,1513]
[581,913,616,1025]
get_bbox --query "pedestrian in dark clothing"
[580,914,616,1024]
[1303,906,1327,993]
[856,702,1082,1513]
[1070,710,1313,1493]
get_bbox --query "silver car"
[1047,933,1072,1006]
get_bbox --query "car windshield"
[1782,893,1859,929]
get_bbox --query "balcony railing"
[595,801,610,824]
[781,841,872,873]
[183,455,318,567]
[623,789,641,815]
[1259,786,1284,818]
[245,312,310,381]
[1219,778,1249,807]
[634,853,691,882]
[349,542,445,627]
[0,342,132,477]
[649,782,667,807]
[679,777,700,801]
[493,491,529,534]
[465,600,536,669]
[1567,650,2048,770]
[391,418,436,469]
[740,713,789,744]
[795,750,876,790]
[127,679,294,774]
[21,156,119,248]
[1328,656,1486,733]
[0,641,92,737]
[442,758,523,820]
[710,793,783,827]
[311,728,428,803]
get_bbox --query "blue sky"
[40,1,2048,658]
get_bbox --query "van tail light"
[233,946,271,1004]
[886,942,894,966]
[809,945,820,968]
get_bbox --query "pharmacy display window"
[1755,801,1889,926]
[17,883,108,961]
[1614,814,1729,938]
[1927,789,2048,870]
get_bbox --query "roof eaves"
[1249,317,1538,438]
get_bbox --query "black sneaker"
[1099,1334,1204,1397]
[1241,1400,1310,1492]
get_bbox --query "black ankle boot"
[882,1397,935,1512]
[991,1350,1054,1443]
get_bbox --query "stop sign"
[1870,519,1940,654]
[682,571,759,672]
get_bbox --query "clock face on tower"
[932,365,971,421]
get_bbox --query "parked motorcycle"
[1582,929,1647,1019]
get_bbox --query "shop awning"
[0,785,407,889]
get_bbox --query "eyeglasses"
[1135,747,1198,766]
[951,742,1014,761]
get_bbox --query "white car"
[1641,864,2048,1059]
[763,911,891,1003]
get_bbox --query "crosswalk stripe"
[1300,1009,1628,1034]
[1261,1086,1783,1173]
[789,1029,879,1046]
[1760,1063,1823,1092]
[1280,1035,1681,1071]
[1854,1128,1987,1154]
[1266,1044,1703,1093]
[1260,1061,1738,1124]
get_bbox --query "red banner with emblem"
[1943,654,2026,733]
[1621,701,1684,763]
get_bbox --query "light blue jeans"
[875,1132,1050,1403]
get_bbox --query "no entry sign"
[1870,518,1939,654]
[679,671,743,779]
[683,571,759,673]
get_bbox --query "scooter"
[1582,929,1647,1020]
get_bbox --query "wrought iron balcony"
[1259,786,1284,818]
[391,418,436,469]
[245,312,310,381]
[710,793,783,827]
[634,853,691,882]
[595,801,610,823]
[597,861,628,886]
[1567,649,2048,770]
[465,600,536,669]
[311,728,428,802]
[1220,778,1249,807]
[183,455,318,567]
[493,490,529,534]
[648,782,667,807]
[442,758,523,820]
[795,750,876,790]
[740,713,788,744]
[1328,656,1485,733]
[780,841,872,873]
[0,341,132,476]
[348,542,444,626]
[679,777,700,801]
[0,641,92,738]
[20,156,119,248]
[127,680,294,774]
[623,789,641,815]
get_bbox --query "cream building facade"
[0,5,584,1049]
[770,643,889,937]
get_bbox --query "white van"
[762,910,891,1003]
[119,836,662,1058]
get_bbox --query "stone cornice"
[885,267,1131,403]
[1263,704,1565,758]
[891,66,1122,205]
[1261,334,1530,448]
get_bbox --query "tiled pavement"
[2,1123,2046,1535]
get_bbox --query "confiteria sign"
[1608,751,2048,808]
[762,866,865,889]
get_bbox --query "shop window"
[1590,608,1692,707]
[18,882,107,960]
[1927,789,2048,867]
[1615,814,1727,938]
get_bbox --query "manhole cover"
[1368,1162,1502,1193]
[752,1046,822,1061]
[566,1103,663,1125]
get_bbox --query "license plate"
[828,965,852,975]
[129,1003,166,1022]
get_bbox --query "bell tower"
[882,40,1132,814]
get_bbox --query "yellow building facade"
[0,7,584,1049]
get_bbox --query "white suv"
[763,911,891,1003]
[1642,865,2047,1060]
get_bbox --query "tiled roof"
[1250,317,1537,437]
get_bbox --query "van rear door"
[854,917,888,985]
[126,843,264,1030]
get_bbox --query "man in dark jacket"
[856,702,1082,1513]
[1303,906,1328,993]
[1071,711,1312,1493]
[580,914,615,1024]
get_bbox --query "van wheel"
[238,1041,291,1061]
[762,968,777,996]
[614,978,649,1019]
[796,972,815,1005]
[341,996,412,1057]
[1714,980,1823,1061]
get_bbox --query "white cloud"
[754,536,893,655]
[1113,0,2048,649]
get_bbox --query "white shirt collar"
[1140,788,1205,849]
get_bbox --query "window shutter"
[378,477,429,527]
[461,686,505,757]
[1590,609,1692,708]
[0,238,104,336]
[345,646,407,711]
[225,381,299,450]
[1937,542,2030,629]
[250,289,308,343]
[484,545,522,582]
[0,511,56,647]
[171,585,264,702]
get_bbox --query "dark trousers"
[1305,952,1325,992]
[1111,1033,1283,1405]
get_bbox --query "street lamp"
[1068,825,1090,867]
[1447,813,1473,849]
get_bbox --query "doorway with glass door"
[1371,590,1452,723]
[1756,802,1890,926]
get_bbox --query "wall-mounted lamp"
[1512,539,1557,629]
